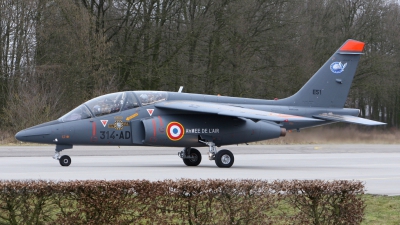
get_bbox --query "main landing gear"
[53,144,73,167]
[178,148,202,166]
[215,149,234,168]
[178,141,234,168]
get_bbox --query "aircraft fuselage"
[16,91,359,148]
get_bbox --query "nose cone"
[15,120,61,143]
[15,128,51,143]
[15,130,26,142]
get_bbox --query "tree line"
[1,0,399,134]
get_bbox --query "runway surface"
[0,144,399,195]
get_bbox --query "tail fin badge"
[330,62,347,74]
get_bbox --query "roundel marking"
[330,62,347,74]
[166,122,184,141]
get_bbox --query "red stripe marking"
[340,40,365,52]
[152,119,157,137]
[158,116,164,127]
[92,122,96,136]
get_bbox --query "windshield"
[59,105,92,122]
[135,91,167,105]
[86,92,125,116]
[59,92,140,122]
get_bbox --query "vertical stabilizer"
[280,39,365,108]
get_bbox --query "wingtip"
[339,39,365,52]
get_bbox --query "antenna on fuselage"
[178,86,184,93]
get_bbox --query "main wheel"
[183,148,202,166]
[59,155,71,167]
[215,149,234,168]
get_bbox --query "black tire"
[183,148,202,166]
[59,155,71,167]
[215,149,234,168]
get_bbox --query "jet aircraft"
[15,39,385,168]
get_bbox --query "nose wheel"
[59,155,72,166]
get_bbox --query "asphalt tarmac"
[0,144,399,195]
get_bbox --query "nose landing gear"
[53,151,72,166]
[53,144,73,167]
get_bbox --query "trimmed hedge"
[0,179,364,224]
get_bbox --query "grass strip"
[362,195,400,225]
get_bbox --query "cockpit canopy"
[59,91,167,122]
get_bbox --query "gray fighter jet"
[15,39,385,168]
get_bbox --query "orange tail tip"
[340,39,365,52]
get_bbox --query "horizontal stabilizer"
[313,113,386,126]
[156,101,322,123]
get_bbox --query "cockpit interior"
[59,91,167,122]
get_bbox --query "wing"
[155,101,321,123]
[313,113,386,126]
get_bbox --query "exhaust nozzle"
[280,128,286,137]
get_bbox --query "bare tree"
[2,0,400,135]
